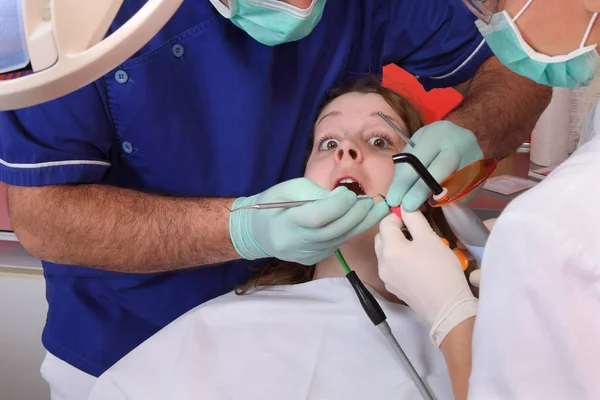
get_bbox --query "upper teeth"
[340,178,356,183]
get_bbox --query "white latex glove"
[469,269,482,288]
[375,209,478,347]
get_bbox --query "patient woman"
[89,79,470,400]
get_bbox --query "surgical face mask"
[476,0,600,89]
[209,0,326,46]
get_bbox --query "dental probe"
[228,194,384,212]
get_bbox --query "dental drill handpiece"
[335,250,436,400]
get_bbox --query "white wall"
[0,185,49,400]
[0,271,50,400]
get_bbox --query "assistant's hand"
[375,210,477,347]
[386,121,483,211]
[229,178,389,265]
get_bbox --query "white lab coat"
[88,278,453,400]
[468,132,600,397]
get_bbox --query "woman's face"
[304,92,408,200]
[499,0,600,56]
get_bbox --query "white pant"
[40,351,97,400]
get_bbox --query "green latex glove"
[229,177,390,265]
[386,121,484,211]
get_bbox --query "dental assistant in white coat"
[375,0,600,398]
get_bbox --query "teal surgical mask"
[476,0,600,89]
[209,0,326,46]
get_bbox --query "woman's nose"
[335,142,363,163]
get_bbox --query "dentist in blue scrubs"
[0,0,550,398]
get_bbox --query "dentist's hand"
[230,178,389,266]
[375,210,477,347]
[386,121,483,211]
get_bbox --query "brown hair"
[320,76,425,137]
[236,76,467,295]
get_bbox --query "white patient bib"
[88,278,453,400]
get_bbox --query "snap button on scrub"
[122,141,134,154]
[115,69,129,84]
[172,44,185,58]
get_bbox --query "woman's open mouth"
[334,177,366,195]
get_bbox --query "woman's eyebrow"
[315,110,341,127]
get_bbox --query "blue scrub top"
[0,0,492,377]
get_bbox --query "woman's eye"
[319,138,340,150]
[369,137,390,149]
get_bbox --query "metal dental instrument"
[228,194,385,212]
[378,111,416,147]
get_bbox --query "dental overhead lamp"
[0,0,183,111]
